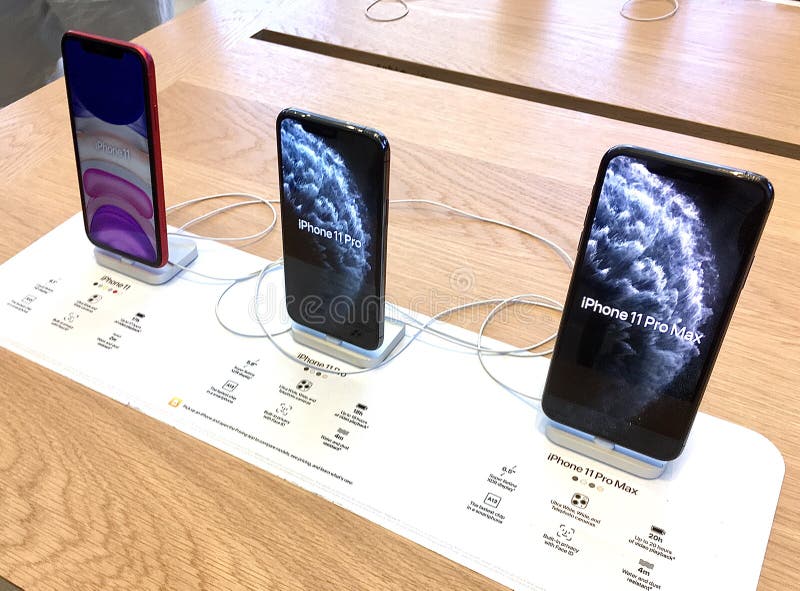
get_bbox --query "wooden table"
[256,0,800,158]
[0,1,797,589]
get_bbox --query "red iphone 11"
[62,31,168,267]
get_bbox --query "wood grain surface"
[0,1,798,589]
[254,0,800,157]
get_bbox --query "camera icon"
[571,493,589,509]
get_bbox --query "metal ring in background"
[365,0,410,22]
[620,0,679,22]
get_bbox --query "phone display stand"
[94,236,198,285]
[545,421,668,480]
[290,320,405,369]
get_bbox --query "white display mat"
[0,215,785,591]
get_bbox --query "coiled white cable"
[165,192,279,281]
[166,191,573,401]
[620,0,679,22]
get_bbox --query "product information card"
[0,216,785,591]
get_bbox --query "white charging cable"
[365,0,409,22]
[248,259,563,378]
[391,199,573,268]
[620,0,679,22]
[165,192,279,281]
[168,190,574,401]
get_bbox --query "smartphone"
[542,146,773,461]
[277,108,390,350]
[62,31,168,267]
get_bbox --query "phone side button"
[594,437,615,450]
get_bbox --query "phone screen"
[278,112,389,350]
[543,149,772,460]
[62,36,162,265]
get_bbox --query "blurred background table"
[257,0,800,158]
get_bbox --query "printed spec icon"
[571,493,589,509]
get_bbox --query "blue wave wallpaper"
[583,155,719,398]
[280,119,372,298]
[279,116,385,348]
[544,150,771,450]
[545,149,772,441]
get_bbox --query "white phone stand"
[290,320,405,369]
[545,420,668,480]
[94,236,198,285]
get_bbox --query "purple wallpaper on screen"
[64,39,157,262]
